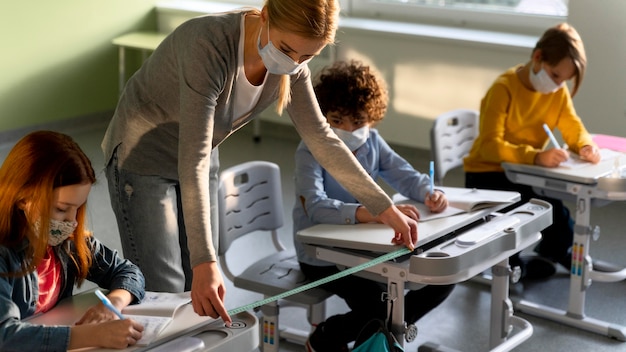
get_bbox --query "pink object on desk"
[593,134,626,152]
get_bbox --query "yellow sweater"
[463,65,594,173]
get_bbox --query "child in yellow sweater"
[463,23,600,279]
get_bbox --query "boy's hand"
[425,191,448,213]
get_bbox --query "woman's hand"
[191,261,232,325]
[425,191,448,213]
[377,205,418,250]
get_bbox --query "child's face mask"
[33,219,78,246]
[331,126,370,151]
[529,62,563,94]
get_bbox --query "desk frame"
[504,162,626,341]
[112,31,168,94]
[300,199,552,351]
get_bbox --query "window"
[343,0,568,34]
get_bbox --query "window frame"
[343,0,566,35]
[192,0,566,35]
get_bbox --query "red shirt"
[35,246,62,314]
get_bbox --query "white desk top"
[27,290,257,352]
[112,31,168,50]
[297,188,520,253]
[502,149,625,185]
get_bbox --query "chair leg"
[261,302,280,352]
[308,300,327,328]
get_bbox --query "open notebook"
[122,291,192,346]
[392,186,520,221]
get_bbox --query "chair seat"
[234,251,333,305]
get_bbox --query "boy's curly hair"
[314,60,388,124]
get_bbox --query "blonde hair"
[264,0,339,114]
[533,22,586,97]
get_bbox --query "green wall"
[0,0,159,132]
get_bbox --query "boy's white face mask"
[331,126,370,151]
[529,62,563,94]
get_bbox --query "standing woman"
[102,0,418,324]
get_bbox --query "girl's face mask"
[33,219,78,246]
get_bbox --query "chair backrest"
[430,109,479,185]
[217,161,284,256]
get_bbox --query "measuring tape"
[227,247,412,316]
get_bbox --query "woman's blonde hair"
[533,22,586,97]
[264,0,339,114]
[0,131,96,284]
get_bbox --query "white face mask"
[331,126,370,152]
[34,219,78,246]
[529,62,563,94]
[257,22,310,75]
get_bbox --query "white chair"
[217,161,332,352]
[430,109,479,186]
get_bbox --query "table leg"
[489,259,533,352]
[118,46,125,95]
[515,195,626,341]
[387,281,405,347]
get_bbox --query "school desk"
[111,32,168,94]
[26,289,258,352]
[503,150,626,341]
[297,194,552,352]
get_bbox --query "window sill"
[156,0,537,50]
[339,17,536,50]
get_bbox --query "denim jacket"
[0,236,145,351]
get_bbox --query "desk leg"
[253,119,261,143]
[489,259,533,352]
[387,281,406,347]
[118,46,125,95]
[515,195,626,341]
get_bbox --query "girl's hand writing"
[76,302,120,324]
[69,319,144,350]
[579,145,601,164]
[535,148,569,168]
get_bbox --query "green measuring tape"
[227,247,412,316]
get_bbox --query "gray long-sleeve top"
[102,10,392,267]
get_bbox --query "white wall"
[567,0,626,137]
[156,1,626,149]
[330,26,531,149]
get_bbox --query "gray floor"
[3,118,626,352]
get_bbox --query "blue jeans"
[105,146,220,292]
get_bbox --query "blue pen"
[95,289,126,320]
[429,160,435,195]
[542,123,562,149]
